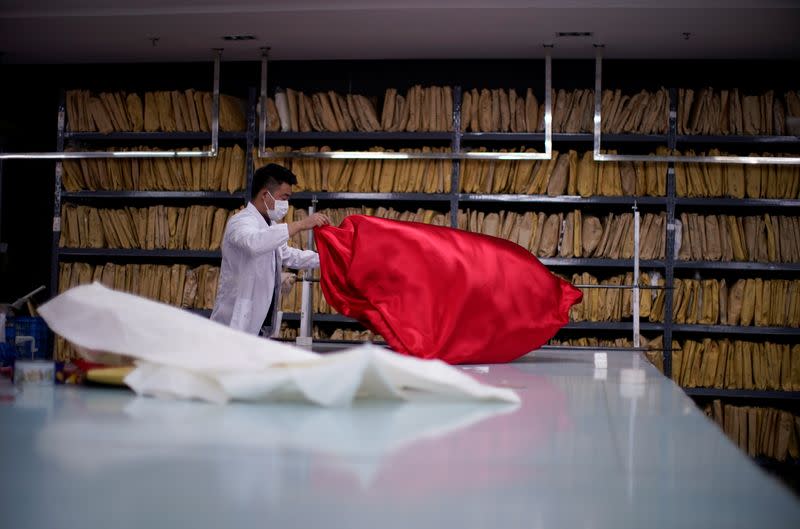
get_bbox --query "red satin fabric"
[314,215,582,364]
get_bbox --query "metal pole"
[632,204,641,348]
[298,201,316,345]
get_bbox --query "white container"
[14,360,55,386]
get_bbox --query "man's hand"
[303,213,331,229]
[288,212,331,237]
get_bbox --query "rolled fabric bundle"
[274,88,291,132]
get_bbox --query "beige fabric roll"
[343,94,362,131]
[443,86,453,131]
[478,89,492,132]
[705,215,722,261]
[155,91,176,132]
[182,90,200,132]
[576,151,595,197]
[546,153,570,196]
[743,95,760,135]
[619,161,636,196]
[88,97,114,134]
[126,93,144,132]
[326,91,347,132]
[297,92,311,132]
[537,213,561,258]
[516,211,535,250]
[461,90,472,132]
[172,91,189,131]
[490,89,501,131]
[740,278,756,326]
[514,98,526,133]
[285,88,299,132]
[381,89,397,131]
[499,89,510,132]
[559,212,574,258]
[314,93,340,132]
[581,215,603,256]
[299,93,319,131]
[525,88,538,133]
[530,212,546,254]
[508,89,518,133]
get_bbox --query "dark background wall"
[1,58,798,303]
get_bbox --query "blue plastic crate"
[12,317,51,361]
[0,319,15,367]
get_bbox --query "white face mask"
[264,190,289,222]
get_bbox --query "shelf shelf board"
[291,192,451,202]
[676,134,800,145]
[562,321,664,331]
[282,313,356,324]
[671,324,800,336]
[458,194,666,205]
[64,131,246,141]
[58,248,221,259]
[460,133,668,143]
[61,191,247,200]
[540,258,665,269]
[684,388,800,400]
[673,261,800,272]
[263,131,453,141]
[674,198,800,209]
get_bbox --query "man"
[211,163,330,336]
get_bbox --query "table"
[2,349,799,529]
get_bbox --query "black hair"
[251,163,298,199]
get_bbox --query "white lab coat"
[211,203,319,335]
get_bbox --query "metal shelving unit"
[52,79,800,411]
[51,88,256,313]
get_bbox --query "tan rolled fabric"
[183,90,200,132]
[546,153,570,196]
[576,151,596,197]
[88,97,114,134]
[126,93,144,132]
[537,213,561,258]
[461,90,472,132]
[381,89,397,131]
[490,89,501,131]
[478,89,492,132]
[525,88,538,133]
[284,88,299,132]
[515,98,526,133]
[582,215,603,257]
[559,212,574,258]
[171,91,187,131]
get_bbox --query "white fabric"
[38,283,519,406]
[210,202,318,335]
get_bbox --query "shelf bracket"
[257,48,554,161]
[0,50,223,160]
[592,46,800,166]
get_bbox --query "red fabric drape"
[314,215,582,364]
